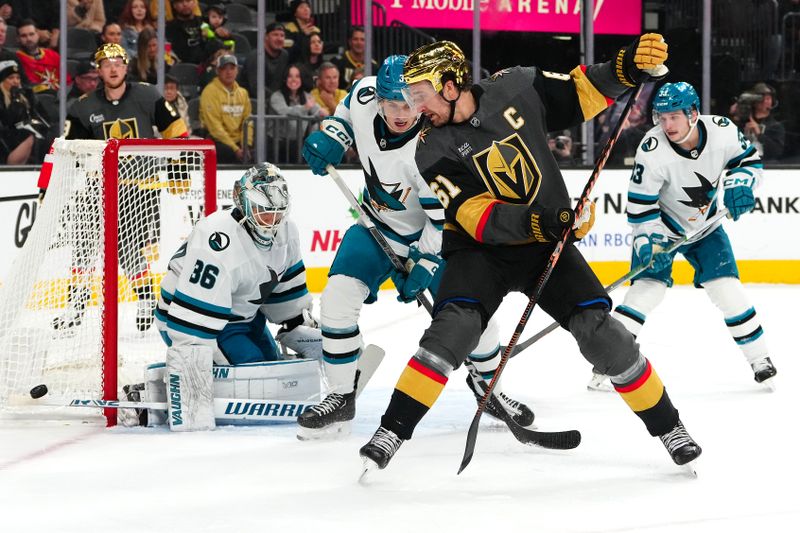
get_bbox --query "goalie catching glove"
[633,232,672,273]
[302,117,354,176]
[524,200,595,242]
[722,172,756,221]
[617,33,669,86]
[275,308,323,359]
[391,243,443,303]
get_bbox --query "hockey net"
[0,138,216,425]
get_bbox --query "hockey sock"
[725,307,767,362]
[612,357,679,437]
[381,356,449,440]
[321,324,361,394]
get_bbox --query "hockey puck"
[29,384,48,399]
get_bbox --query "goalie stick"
[22,345,386,423]
[459,80,650,474]
[508,208,731,357]
[325,165,578,451]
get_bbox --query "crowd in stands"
[0,0,797,166]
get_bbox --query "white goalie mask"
[233,162,290,248]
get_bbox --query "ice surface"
[1,285,797,533]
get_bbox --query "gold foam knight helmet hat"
[95,43,129,65]
[404,40,470,93]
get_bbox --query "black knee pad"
[420,303,484,370]
[568,308,640,376]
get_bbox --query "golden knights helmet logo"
[472,133,542,203]
[104,118,139,139]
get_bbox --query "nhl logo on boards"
[469,116,481,128]
[209,232,230,251]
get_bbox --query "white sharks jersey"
[335,76,444,257]
[155,208,311,350]
[627,115,763,240]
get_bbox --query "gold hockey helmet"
[404,41,470,93]
[95,43,129,65]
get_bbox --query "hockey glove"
[275,309,322,360]
[525,205,574,243]
[617,33,669,86]
[302,117,354,176]
[722,172,756,221]
[392,244,443,303]
[633,232,672,273]
[572,199,596,240]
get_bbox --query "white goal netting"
[0,138,215,423]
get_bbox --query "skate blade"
[680,459,699,478]
[758,378,776,392]
[358,456,379,484]
[586,378,614,393]
[296,421,351,441]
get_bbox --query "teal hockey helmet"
[652,82,700,124]
[233,162,290,248]
[376,55,408,101]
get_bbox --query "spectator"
[283,0,320,62]
[129,27,176,84]
[0,16,28,84]
[244,22,289,96]
[67,60,100,105]
[28,0,61,48]
[270,64,323,156]
[100,22,123,46]
[198,42,230,88]
[104,0,128,22]
[166,0,211,65]
[547,131,576,167]
[201,4,234,52]
[609,102,652,166]
[118,0,155,59]
[310,61,346,116]
[15,19,65,94]
[0,2,20,27]
[199,54,252,164]
[732,82,785,161]
[297,31,323,91]
[163,73,190,135]
[332,26,377,90]
[149,0,200,22]
[68,0,106,34]
[0,60,44,164]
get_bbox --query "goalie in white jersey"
[298,55,534,439]
[590,82,776,391]
[152,163,322,430]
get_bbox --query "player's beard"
[104,77,126,91]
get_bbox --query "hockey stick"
[459,81,649,474]
[509,207,731,357]
[325,165,575,449]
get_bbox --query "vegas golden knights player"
[52,43,188,332]
[360,36,704,474]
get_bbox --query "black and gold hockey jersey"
[414,65,628,254]
[64,82,187,140]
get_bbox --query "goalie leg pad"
[569,308,641,377]
[166,345,215,431]
[703,277,768,363]
[212,359,321,401]
[144,363,168,427]
[320,275,370,393]
[612,279,667,337]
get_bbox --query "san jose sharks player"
[588,82,776,392]
[153,163,322,430]
[298,55,534,440]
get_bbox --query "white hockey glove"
[276,309,323,360]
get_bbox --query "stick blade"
[458,411,482,474]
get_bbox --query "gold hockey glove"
[572,199,596,240]
[616,33,669,86]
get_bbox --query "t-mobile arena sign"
[366,0,641,34]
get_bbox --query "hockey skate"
[586,372,614,392]
[52,285,90,330]
[751,357,777,391]
[359,426,404,482]
[297,389,356,440]
[136,296,157,332]
[466,374,535,427]
[659,420,702,475]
